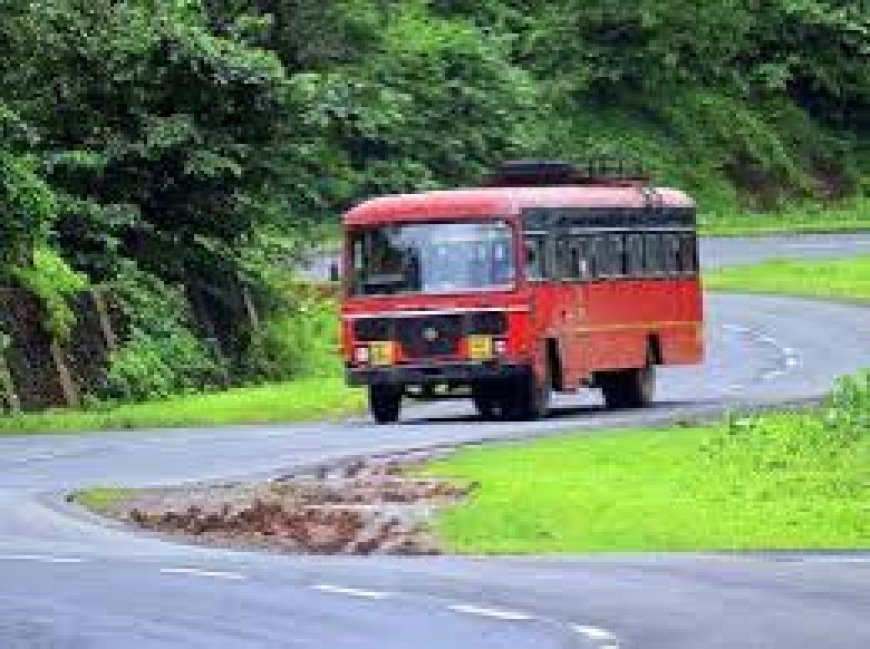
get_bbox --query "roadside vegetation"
[700,198,870,236]
[706,255,870,302]
[72,487,135,515]
[0,1,867,426]
[0,378,362,437]
[422,256,870,553]
[422,373,870,553]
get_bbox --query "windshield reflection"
[350,221,515,296]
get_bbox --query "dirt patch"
[82,453,473,555]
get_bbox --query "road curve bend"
[1,234,869,649]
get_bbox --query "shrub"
[703,371,870,473]
[11,247,88,342]
[245,293,340,382]
[98,263,225,403]
[103,328,223,403]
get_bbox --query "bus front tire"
[600,366,655,409]
[369,385,402,424]
[472,382,507,420]
[472,395,500,420]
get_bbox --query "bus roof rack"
[486,159,651,188]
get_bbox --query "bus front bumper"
[346,362,529,387]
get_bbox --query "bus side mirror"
[328,262,340,283]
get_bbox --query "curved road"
[2,234,870,649]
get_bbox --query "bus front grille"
[396,315,463,360]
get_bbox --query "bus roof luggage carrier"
[486,159,652,188]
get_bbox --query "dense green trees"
[0,0,867,401]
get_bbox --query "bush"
[103,328,223,403]
[12,247,88,342]
[703,371,870,473]
[824,371,870,441]
[98,263,225,403]
[245,293,340,382]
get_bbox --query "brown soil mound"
[115,457,473,555]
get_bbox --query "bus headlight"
[493,338,508,356]
[354,346,370,364]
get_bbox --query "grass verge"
[705,255,870,302]
[699,198,870,237]
[422,374,870,553]
[72,487,134,515]
[0,378,364,437]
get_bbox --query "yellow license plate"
[369,341,394,366]
[468,335,493,360]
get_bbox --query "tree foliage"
[0,0,867,396]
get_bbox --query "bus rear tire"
[511,371,551,421]
[600,366,655,409]
[369,385,402,424]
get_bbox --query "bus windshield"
[349,221,515,296]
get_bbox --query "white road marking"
[722,323,750,334]
[311,584,391,600]
[25,453,59,461]
[723,384,745,393]
[0,554,84,564]
[728,326,802,379]
[572,624,618,643]
[160,567,247,581]
[447,603,536,622]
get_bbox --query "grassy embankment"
[0,378,363,437]
[423,255,870,553]
[705,255,870,302]
[423,393,869,552]
[699,198,870,236]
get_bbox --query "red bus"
[341,161,704,424]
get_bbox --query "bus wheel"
[472,383,506,420]
[512,371,551,421]
[600,365,655,409]
[369,385,402,424]
[472,395,500,420]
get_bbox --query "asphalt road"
[1,234,870,649]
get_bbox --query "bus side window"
[525,236,547,281]
[627,233,644,277]
[679,233,698,274]
[568,239,580,280]
[555,237,571,280]
[592,235,607,278]
[664,233,680,276]
[609,234,626,277]
[583,237,597,278]
[570,238,589,280]
[644,233,664,276]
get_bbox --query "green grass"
[705,255,870,302]
[73,487,134,514]
[422,380,870,552]
[419,245,870,554]
[0,377,364,437]
[699,198,870,236]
